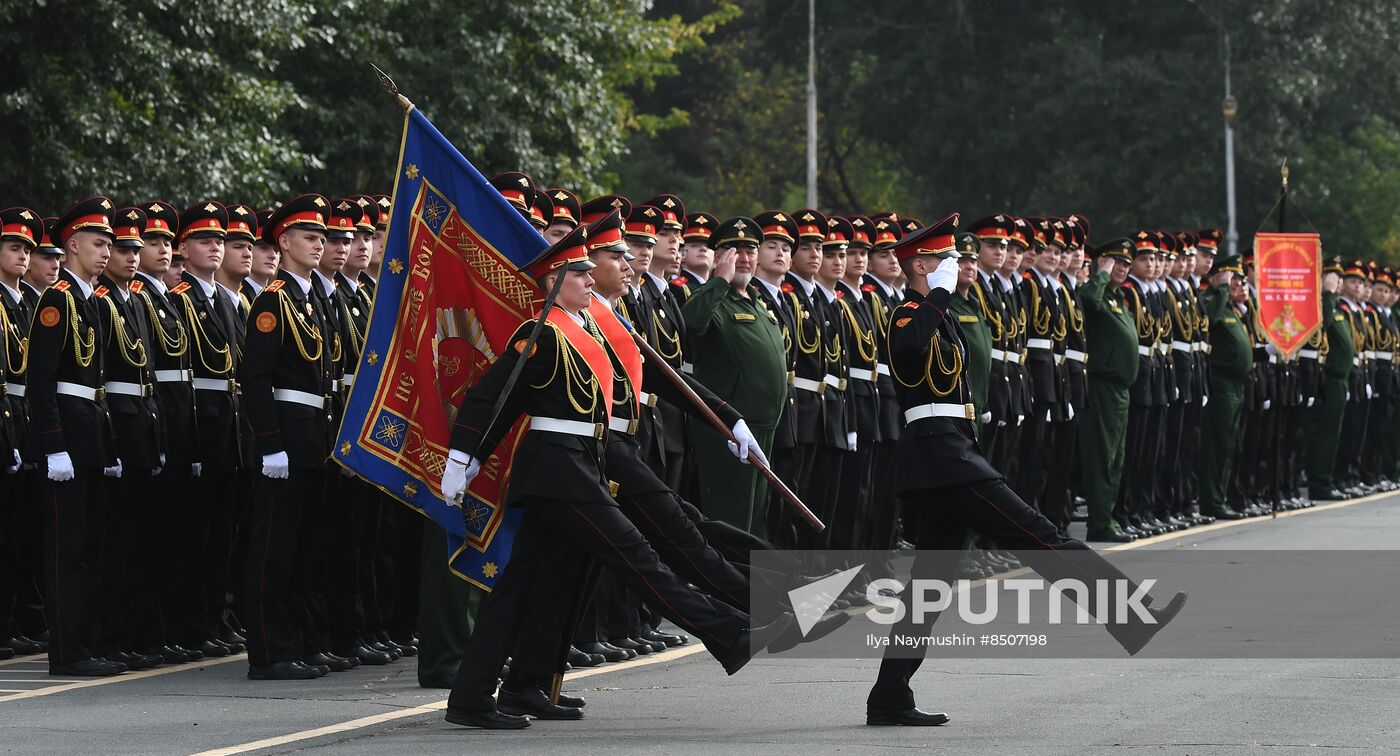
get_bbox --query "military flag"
[1254,232,1323,357]
[336,106,547,590]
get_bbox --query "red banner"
[1253,233,1322,357]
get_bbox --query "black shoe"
[610,637,650,655]
[866,705,950,726]
[211,637,246,655]
[1204,508,1247,521]
[171,644,204,662]
[633,635,667,653]
[721,612,794,675]
[51,658,127,676]
[445,706,530,730]
[389,640,418,657]
[220,628,247,646]
[108,650,161,670]
[768,610,851,654]
[197,640,230,658]
[578,641,629,662]
[1311,488,1345,501]
[567,645,601,668]
[306,651,356,672]
[1087,529,1135,543]
[0,645,13,660]
[640,628,685,648]
[368,640,402,661]
[2,635,43,655]
[497,687,585,720]
[1115,591,1189,656]
[248,661,321,680]
[146,645,188,664]
[340,645,393,666]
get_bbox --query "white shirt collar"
[217,282,242,305]
[312,268,337,294]
[645,271,668,292]
[755,276,783,301]
[244,276,264,297]
[815,280,839,303]
[873,276,898,297]
[0,280,20,306]
[994,271,1015,292]
[284,270,313,296]
[841,280,864,301]
[792,275,816,298]
[190,273,216,299]
[135,271,167,295]
[69,273,94,299]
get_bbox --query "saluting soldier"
[1116,233,1165,537]
[93,207,164,671]
[0,207,45,658]
[865,216,1186,727]
[1198,255,1255,520]
[27,197,121,676]
[240,194,338,680]
[1305,258,1354,500]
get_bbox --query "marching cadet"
[93,207,164,671]
[997,219,1032,492]
[241,194,337,680]
[167,201,245,659]
[438,220,795,730]
[783,209,835,548]
[1333,260,1372,495]
[27,197,120,676]
[749,210,802,546]
[0,206,44,658]
[1078,239,1139,542]
[1233,251,1273,516]
[860,217,905,554]
[543,187,581,244]
[1167,232,1208,523]
[1361,265,1396,488]
[629,203,691,490]
[1305,258,1354,500]
[672,210,717,305]
[1018,218,1067,513]
[865,216,1186,727]
[130,199,207,663]
[683,216,788,534]
[1198,254,1254,520]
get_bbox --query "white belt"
[193,377,239,393]
[104,381,152,398]
[153,369,191,383]
[1065,349,1087,363]
[1299,349,1320,360]
[903,402,976,424]
[607,416,639,435]
[1138,345,1153,357]
[1157,342,1170,355]
[1354,357,1362,366]
[4,382,24,398]
[530,416,605,439]
[1268,353,1279,364]
[1364,350,1376,360]
[681,361,695,375]
[1054,353,1065,366]
[876,363,891,376]
[637,390,658,408]
[1172,340,1191,353]
[849,367,876,382]
[56,381,101,401]
[990,348,1008,362]
[823,374,846,391]
[1027,338,1054,350]
[1379,351,1394,360]
[792,376,824,394]
[1204,344,1213,354]
[273,388,328,410]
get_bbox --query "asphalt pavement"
[3,492,1398,755]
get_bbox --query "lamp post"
[1222,31,1239,256]
[805,0,818,207]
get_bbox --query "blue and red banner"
[335,106,547,590]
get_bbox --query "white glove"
[726,419,769,467]
[6,448,19,474]
[1066,403,1075,421]
[1202,395,1209,406]
[1346,390,1351,401]
[1265,343,1280,357]
[1262,399,1271,410]
[191,462,203,478]
[441,450,481,504]
[1044,409,1052,423]
[1173,387,1180,401]
[103,459,123,478]
[46,451,74,482]
[1366,384,1374,399]
[261,451,290,479]
[997,419,1007,427]
[1016,413,1025,427]
[925,256,960,293]
[980,411,992,424]
[846,431,858,452]
[1307,396,1315,407]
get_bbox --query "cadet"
[673,210,718,305]
[749,210,802,546]
[27,197,120,676]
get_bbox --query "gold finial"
[1281,158,1290,187]
[372,63,413,112]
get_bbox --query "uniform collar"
[135,271,167,295]
[186,271,216,299]
[283,269,313,297]
[312,268,337,295]
[678,268,707,286]
[754,276,783,302]
[0,280,20,306]
[645,271,668,293]
[244,276,265,297]
[64,269,94,299]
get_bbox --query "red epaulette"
[1022,271,1033,280]
[1339,301,1350,312]
[170,282,192,295]
[53,280,71,292]
[93,285,109,299]
[1122,280,1135,289]
[130,280,144,295]
[265,279,286,294]
[781,282,794,294]
[671,276,689,288]
[835,289,844,299]
[861,283,876,293]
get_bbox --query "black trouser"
[865,440,901,551]
[1156,398,1185,516]
[831,446,871,551]
[321,473,368,652]
[136,467,186,651]
[1179,394,1204,509]
[804,446,844,550]
[1116,404,1148,525]
[1017,401,1056,509]
[176,469,237,648]
[244,469,323,666]
[42,469,105,665]
[447,498,749,713]
[99,468,154,655]
[1043,417,1078,530]
[618,490,752,611]
[765,442,799,548]
[868,477,1144,711]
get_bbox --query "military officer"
[1198,255,1254,520]
[27,197,121,676]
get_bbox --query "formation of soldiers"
[1,181,1394,696]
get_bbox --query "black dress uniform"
[442,225,787,729]
[831,234,881,551]
[26,197,119,675]
[862,217,905,554]
[633,206,690,492]
[240,195,337,679]
[1045,222,1090,532]
[865,217,1186,726]
[1018,231,1067,514]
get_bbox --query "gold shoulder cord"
[528,321,599,415]
[0,303,27,375]
[888,305,962,397]
[1029,281,1051,336]
[870,293,889,336]
[823,306,842,367]
[65,291,97,368]
[647,301,682,362]
[178,292,233,375]
[102,297,147,368]
[1003,293,1022,341]
[1129,288,1154,340]
[840,299,877,366]
[789,291,820,355]
[1065,287,1084,335]
[1167,287,1194,340]
[344,299,366,361]
[276,290,324,363]
[970,283,1003,341]
[137,291,188,357]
